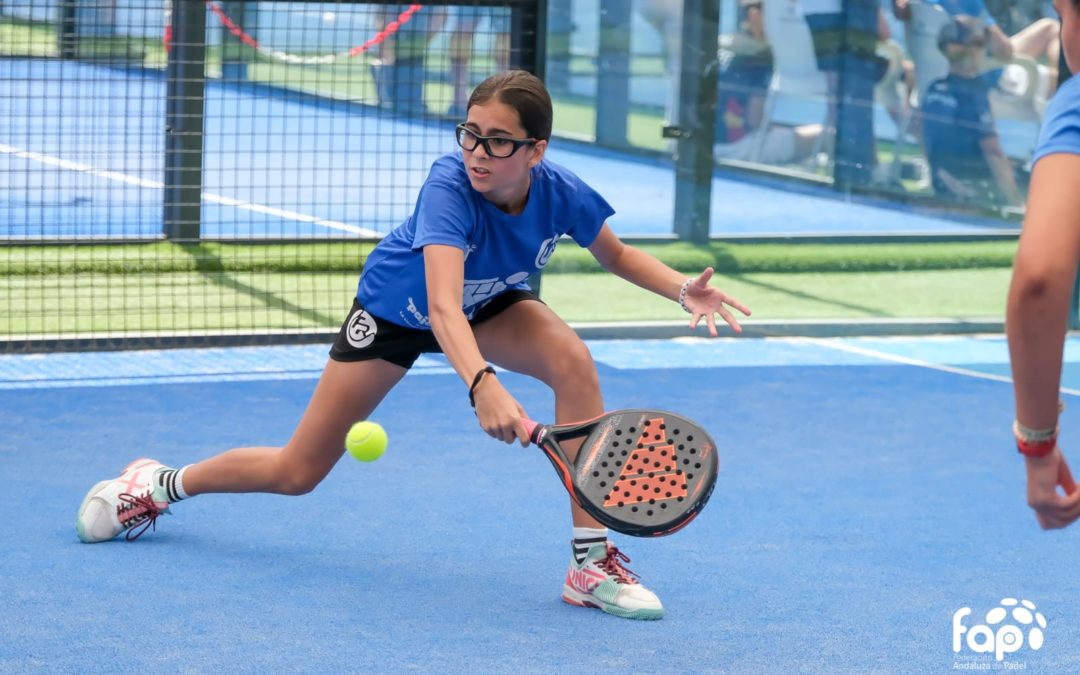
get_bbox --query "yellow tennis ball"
[345,421,387,462]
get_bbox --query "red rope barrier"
[177,2,424,63]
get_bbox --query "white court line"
[0,143,381,237]
[800,337,1080,397]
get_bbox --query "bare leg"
[182,358,407,496]
[376,10,396,66]
[636,0,682,126]
[1010,18,1060,63]
[473,300,605,528]
[449,27,475,114]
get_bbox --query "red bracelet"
[1016,437,1057,458]
[1013,419,1059,457]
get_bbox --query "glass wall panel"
[544,0,1064,235]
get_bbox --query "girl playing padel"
[76,71,750,621]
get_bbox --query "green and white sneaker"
[562,541,664,620]
[76,458,171,543]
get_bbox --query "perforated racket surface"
[524,409,718,537]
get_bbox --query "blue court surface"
[3,334,1080,673]
[2,59,1012,240]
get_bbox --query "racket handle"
[521,418,543,445]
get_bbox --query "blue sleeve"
[410,179,475,252]
[564,174,615,248]
[1033,76,1080,167]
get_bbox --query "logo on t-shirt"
[403,297,431,328]
[463,271,532,310]
[535,236,558,269]
[345,308,378,348]
[396,271,533,329]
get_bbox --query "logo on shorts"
[346,308,378,349]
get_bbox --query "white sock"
[173,465,191,500]
[572,527,608,564]
[156,465,191,503]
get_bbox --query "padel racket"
[523,409,718,537]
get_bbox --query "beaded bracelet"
[468,366,496,408]
[1013,420,1058,457]
[1014,420,1058,443]
[1013,402,1064,458]
[678,279,692,314]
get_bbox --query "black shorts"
[329,290,540,369]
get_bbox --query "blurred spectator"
[370,5,447,114]
[920,15,1023,206]
[715,0,891,175]
[713,122,828,164]
[713,0,824,165]
[804,0,891,186]
[715,0,773,144]
[894,0,1059,79]
[447,7,511,118]
[636,0,683,127]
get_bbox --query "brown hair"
[467,70,553,141]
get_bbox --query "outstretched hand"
[1026,446,1080,529]
[682,267,752,336]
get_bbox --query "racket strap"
[468,366,497,408]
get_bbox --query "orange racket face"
[536,410,718,537]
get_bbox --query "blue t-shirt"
[357,153,613,329]
[921,72,997,194]
[927,0,997,25]
[1032,75,1080,167]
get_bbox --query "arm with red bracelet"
[1006,17,1080,527]
[1007,153,1080,528]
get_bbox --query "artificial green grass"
[544,240,1017,274]
[542,269,1011,323]
[0,17,57,57]
[0,242,376,276]
[0,267,1011,336]
[1,272,357,335]
[0,240,1016,335]
[0,239,1016,276]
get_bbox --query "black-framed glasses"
[455,124,537,158]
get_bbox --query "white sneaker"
[562,541,663,620]
[76,458,171,543]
